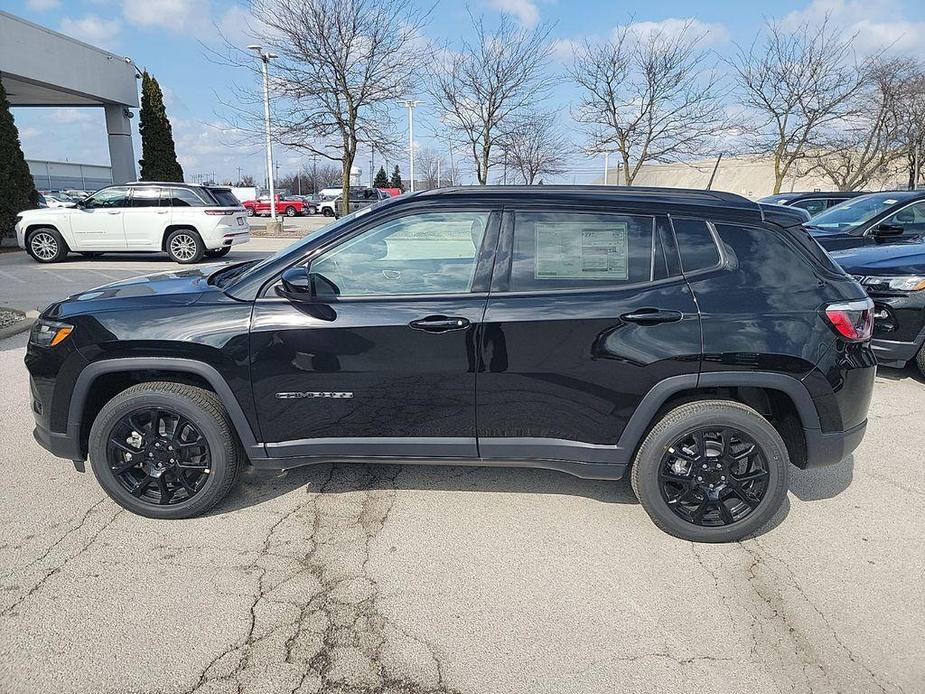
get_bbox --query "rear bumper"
[803,420,866,468]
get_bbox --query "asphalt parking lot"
[0,247,923,693]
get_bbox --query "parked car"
[15,183,249,264]
[758,191,867,218]
[290,195,318,215]
[64,189,92,200]
[805,191,925,251]
[41,192,77,209]
[830,239,925,373]
[25,186,875,542]
[318,187,383,217]
[242,195,306,217]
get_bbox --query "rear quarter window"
[207,188,243,207]
[671,218,720,273]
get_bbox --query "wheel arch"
[68,358,263,460]
[618,372,820,469]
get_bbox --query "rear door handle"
[621,308,683,325]
[409,315,471,333]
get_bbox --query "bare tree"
[499,112,570,184]
[569,20,726,187]
[427,13,556,185]
[896,63,925,190]
[415,147,456,189]
[278,163,341,195]
[731,18,873,194]
[228,0,430,214]
[809,58,918,191]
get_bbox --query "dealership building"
[0,11,138,185]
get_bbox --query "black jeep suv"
[25,187,876,542]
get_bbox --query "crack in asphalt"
[181,464,462,694]
[0,502,122,619]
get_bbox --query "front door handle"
[621,308,683,325]
[409,315,471,333]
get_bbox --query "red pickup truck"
[242,195,306,217]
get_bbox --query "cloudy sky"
[5,0,925,186]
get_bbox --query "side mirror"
[274,265,340,302]
[874,223,905,238]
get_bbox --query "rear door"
[476,207,701,465]
[123,186,168,249]
[250,205,500,458]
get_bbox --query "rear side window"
[508,211,654,292]
[672,218,720,273]
[206,188,242,207]
[165,188,207,207]
[130,187,163,207]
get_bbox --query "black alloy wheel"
[107,407,211,506]
[658,427,769,527]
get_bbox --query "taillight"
[204,209,230,216]
[823,299,874,342]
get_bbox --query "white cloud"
[26,0,61,10]
[120,0,211,33]
[487,0,539,27]
[59,15,122,47]
[622,18,730,46]
[781,0,925,57]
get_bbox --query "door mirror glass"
[874,223,905,238]
[276,265,341,301]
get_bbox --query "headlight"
[29,319,74,347]
[861,276,925,292]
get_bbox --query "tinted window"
[791,198,827,217]
[165,187,207,207]
[130,187,163,207]
[672,218,720,273]
[206,188,242,207]
[809,193,915,232]
[84,187,130,208]
[508,211,654,292]
[881,202,925,235]
[310,211,489,296]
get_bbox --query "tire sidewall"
[89,389,236,519]
[633,403,790,543]
[166,229,204,264]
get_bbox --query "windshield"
[809,193,912,233]
[226,198,395,291]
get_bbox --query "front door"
[69,186,129,250]
[250,206,499,459]
[476,208,701,465]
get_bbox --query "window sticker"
[535,222,629,280]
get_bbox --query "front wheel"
[165,228,205,264]
[205,247,231,258]
[88,382,243,519]
[26,228,69,263]
[630,400,789,543]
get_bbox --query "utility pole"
[312,154,317,195]
[437,158,441,188]
[401,100,420,192]
[603,152,609,185]
[370,146,375,188]
[248,44,278,222]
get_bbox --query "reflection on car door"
[249,207,500,459]
[476,208,701,467]
[122,186,168,249]
[68,187,129,250]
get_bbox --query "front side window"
[880,202,925,234]
[165,187,208,207]
[507,211,654,292]
[310,211,489,297]
[84,187,130,208]
[130,187,163,207]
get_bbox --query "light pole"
[401,100,420,192]
[248,44,278,221]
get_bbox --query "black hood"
[830,240,925,276]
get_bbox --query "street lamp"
[248,44,278,221]
[401,100,420,192]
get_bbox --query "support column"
[104,104,136,183]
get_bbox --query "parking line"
[88,270,122,280]
[39,269,75,282]
[0,270,25,284]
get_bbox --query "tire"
[630,400,790,543]
[308,205,317,215]
[205,247,232,258]
[915,345,925,377]
[285,206,297,217]
[165,228,205,264]
[246,207,255,217]
[26,227,69,263]
[322,207,334,217]
[80,252,104,258]
[88,382,244,519]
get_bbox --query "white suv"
[15,183,250,264]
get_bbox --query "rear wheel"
[205,247,231,258]
[322,207,334,217]
[26,228,68,263]
[630,400,789,543]
[88,382,243,519]
[165,228,205,264]
[246,207,255,217]
[285,206,297,217]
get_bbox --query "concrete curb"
[0,310,39,341]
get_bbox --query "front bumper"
[803,420,867,468]
[33,421,82,461]
[868,292,925,367]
